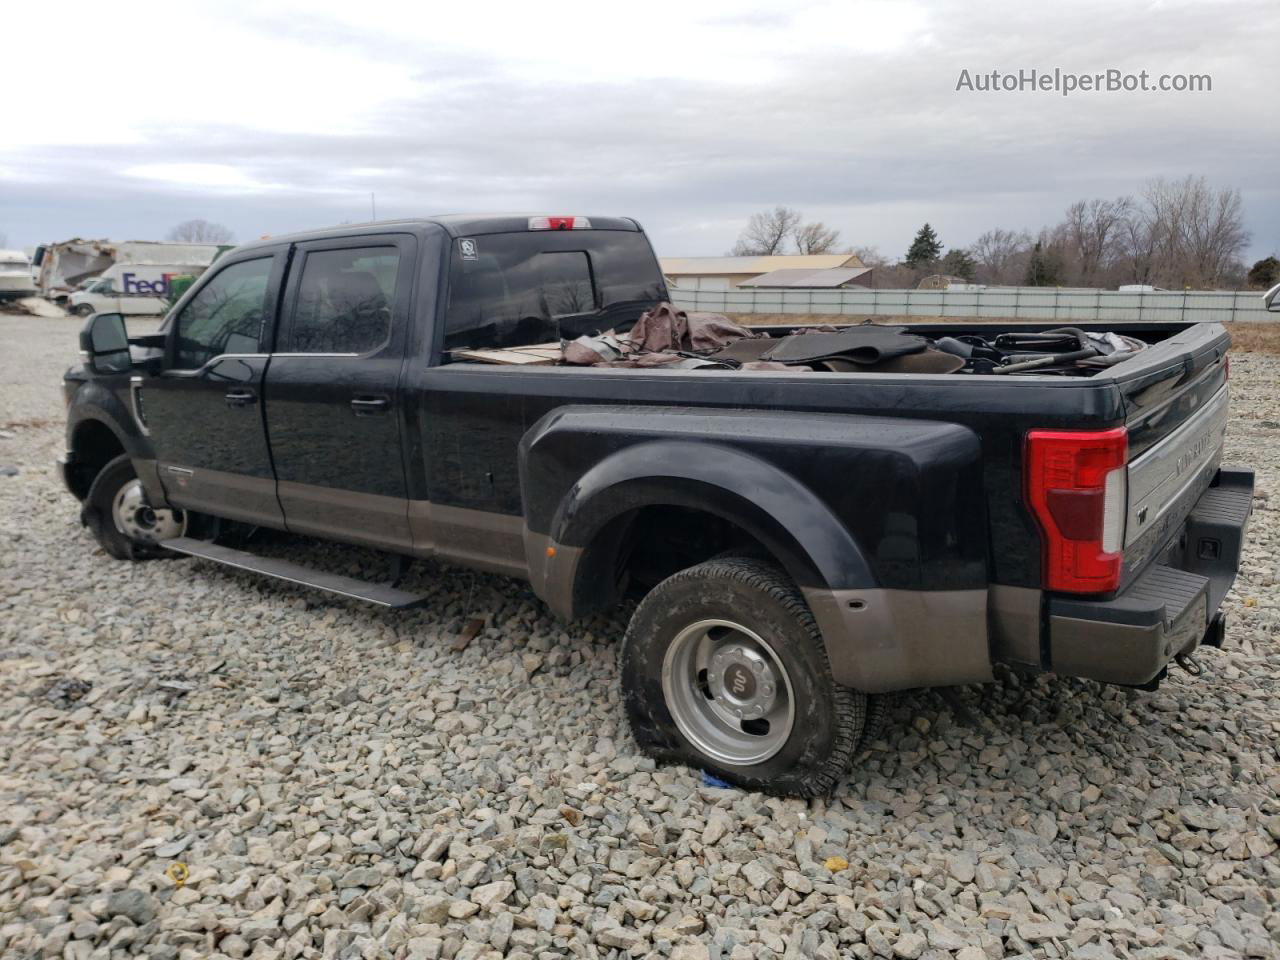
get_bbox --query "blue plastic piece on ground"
[701,771,732,789]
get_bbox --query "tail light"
[1025,427,1128,593]
[528,216,591,231]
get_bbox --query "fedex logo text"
[122,272,175,295]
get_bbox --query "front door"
[139,250,286,526]
[262,235,416,551]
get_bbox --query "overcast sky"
[3,0,1277,263]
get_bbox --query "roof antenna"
[370,192,377,221]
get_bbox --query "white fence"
[670,286,1274,324]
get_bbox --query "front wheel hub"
[111,479,185,543]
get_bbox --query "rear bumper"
[1046,466,1253,686]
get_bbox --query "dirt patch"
[1224,322,1280,354]
[2,417,57,431]
[0,296,67,319]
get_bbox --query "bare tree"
[971,229,1031,284]
[729,206,803,256]
[1116,198,1162,286]
[1131,176,1250,288]
[1062,197,1132,285]
[1175,177,1249,287]
[166,219,235,244]
[960,175,1249,291]
[793,221,841,255]
[847,245,887,267]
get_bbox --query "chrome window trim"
[162,353,269,377]
[268,352,362,359]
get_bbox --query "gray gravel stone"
[104,890,156,925]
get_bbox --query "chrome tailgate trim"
[1125,384,1229,547]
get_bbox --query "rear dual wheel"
[622,556,867,796]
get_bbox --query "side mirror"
[79,312,132,374]
[1265,282,1280,313]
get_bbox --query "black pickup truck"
[60,215,1254,795]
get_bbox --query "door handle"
[351,396,390,416]
[225,389,257,407]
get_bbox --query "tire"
[858,693,891,752]
[621,556,865,797]
[73,303,95,317]
[83,454,185,561]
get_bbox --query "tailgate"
[1113,323,1230,587]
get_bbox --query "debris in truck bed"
[448,303,1147,376]
[710,325,930,365]
[562,304,761,367]
[451,343,562,365]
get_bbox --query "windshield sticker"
[460,238,479,261]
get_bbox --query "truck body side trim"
[802,587,992,693]
[988,584,1043,668]
[408,501,528,578]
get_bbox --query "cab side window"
[172,258,273,369]
[283,247,399,354]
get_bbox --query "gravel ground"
[1,312,1277,960]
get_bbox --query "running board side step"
[159,537,427,609]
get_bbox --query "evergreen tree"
[941,248,977,281]
[904,223,943,267]
[1024,242,1061,286]
[1247,256,1279,289]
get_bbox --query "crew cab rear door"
[262,234,417,551]
[140,248,287,525]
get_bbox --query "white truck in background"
[30,239,224,301]
[66,263,196,317]
[0,250,37,299]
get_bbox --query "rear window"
[443,230,666,351]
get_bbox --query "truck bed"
[426,319,1231,597]
[445,318,1215,380]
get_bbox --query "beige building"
[661,254,865,291]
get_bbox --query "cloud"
[2,0,1277,259]
[123,164,276,191]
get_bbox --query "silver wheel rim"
[661,618,796,766]
[111,479,186,543]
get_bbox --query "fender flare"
[518,405,992,694]
[561,439,870,587]
[65,381,157,501]
[67,382,142,454]
[524,438,875,623]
